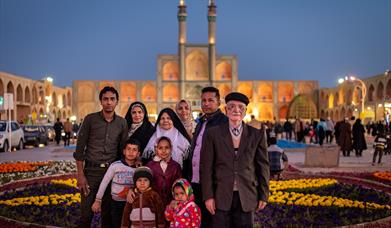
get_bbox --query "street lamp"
[338,75,367,118]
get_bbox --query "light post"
[338,75,367,118]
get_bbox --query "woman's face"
[131,106,144,124]
[176,101,191,121]
[159,112,173,130]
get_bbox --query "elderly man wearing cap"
[200,92,270,228]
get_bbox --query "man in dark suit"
[200,92,269,228]
[183,86,228,227]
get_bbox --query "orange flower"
[373,171,391,181]
[0,162,50,173]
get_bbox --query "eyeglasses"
[226,103,246,112]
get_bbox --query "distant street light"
[338,75,367,118]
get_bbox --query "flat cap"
[225,92,249,106]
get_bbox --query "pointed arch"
[162,61,179,80]
[52,92,58,106]
[328,94,334,109]
[215,62,232,80]
[278,82,294,102]
[7,81,14,94]
[0,79,4,96]
[162,84,179,102]
[120,82,137,103]
[258,82,273,102]
[368,84,374,102]
[334,92,339,107]
[185,50,208,80]
[141,83,156,102]
[218,84,231,99]
[67,91,71,106]
[32,87,38,104]
[237,82,253,100]
[386,79,391,99]
[377,82,384,100]
[16,84,23,102]
[25,86,31,103]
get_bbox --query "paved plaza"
[1,141,389,173]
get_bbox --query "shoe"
[372,163,375,166]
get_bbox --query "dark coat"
[146,159,182,207]
[352,122,367,150]
[338,121,352,151]
[182,109,228,181]
[200,122,270,212]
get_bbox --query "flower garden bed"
[0,161,390,227]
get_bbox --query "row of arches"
[0,79,71,107]
[321,79,391,109]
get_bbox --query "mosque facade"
[72,0,319,122]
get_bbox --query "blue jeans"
[111,200,126,228]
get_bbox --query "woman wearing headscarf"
[124,102,155,161]
[143,108,191,168]
[352,118,367,157]
[175,99,196,139]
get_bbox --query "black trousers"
[79,167,112,228]
[192,182,213,228]
[212,191,253,228]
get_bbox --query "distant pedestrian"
[325,117,334,143]
[63,118,73,146]
[283,119,293,140]
[338,118,352,157]
[372,131,387,165]
[53,118,63,145]
[352,118,367,157]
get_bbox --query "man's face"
[201,92,220,114]
[225,100,246,122]
[100,91,118,113]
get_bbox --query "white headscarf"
[143,125,190,168]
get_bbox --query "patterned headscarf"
[171,178,194,202]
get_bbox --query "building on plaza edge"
[73,0,319,122]
[0,72,72,123]
[319,71,391,123]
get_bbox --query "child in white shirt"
[92,139,141,228]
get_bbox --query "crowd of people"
[74,86,269,228]
[251,115,390,165]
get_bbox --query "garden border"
[0,173,390,227]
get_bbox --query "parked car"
[0,121,25,152]
[23,125,49,147]
[43,125,55,141]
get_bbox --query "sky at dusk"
[0,0,390,88]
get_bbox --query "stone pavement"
[1,141,389,174]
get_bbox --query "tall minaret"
[178,0,187,99]
[208,0,216,84]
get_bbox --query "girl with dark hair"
[143,108,191,167]
[124,102,155,160]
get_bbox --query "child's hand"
[127,189,136,203]
[169,200,177,209]
[91,200,101,213]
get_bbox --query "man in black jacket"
[183,86,227,228]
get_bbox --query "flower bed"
[0,160,76,185]
[0,179,80,227]
[0,177,389,227]
[255,178,391,227]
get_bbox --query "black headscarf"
[156,108,191,143]
[124,101,155,153]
